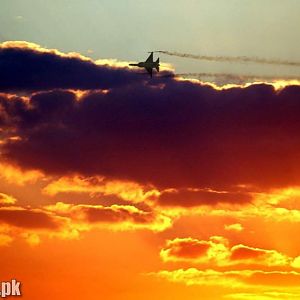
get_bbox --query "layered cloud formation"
[1,50,300,194]
[160,236,298,267]
[1,41,300,299]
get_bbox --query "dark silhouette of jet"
[129,52,160,78]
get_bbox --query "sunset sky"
[1,1,300,300]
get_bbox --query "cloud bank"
[0,41,152,92]
[1,42,300,203]
[1,83,300,194]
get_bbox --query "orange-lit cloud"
[225,223,244,232]
[230,244,290,266]
[160,237,293,267]
[45,202,172,232]
[160,237,211,261]
[0,193,17,205]
[0,207,59,230]
[0,196,173,247]
[0,233,13,246]
[152,268,300,289]
[158,189,252,207]
[0,205,67,246]
[0,162,43,185]
[43,175,159,203]
[179,189,300,225]
[225,292,300,300]
[291,256,300,269]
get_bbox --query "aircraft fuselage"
[129,52,160,77]
[132,62,159,68]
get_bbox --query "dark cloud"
[2,83,300,193]
[158,189,252,207]
[0,208,58,229]
[165,239,210,259]
[161,237,291,269]
[1,44,300,196]
[44,203,170,231]
[82,206,155,224]
[0,43,154,92]
[230,245,269,261]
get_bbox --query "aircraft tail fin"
[156,58,160,72]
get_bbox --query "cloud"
[158,189,252,207]
[291,256,300,268]
[225,292,300,300]
[1,43,300,199]
[0,203,172,246]
[45,202,172,232]
[0,162,44,185]
[151,268,300,289]
[0,198,172,247]
[225,223,244,232]
[160,237,292,267]
[0,207,59,230]
[195,200,300,224]
[0,41,151,92]
[0,234,13,246]
[230,245,290,266]
[0,193,17,205]
[43,175,159,203]
[2,84,300,194]
[0,206,73,246]
[160,237,212,260]
[173,72,300,87]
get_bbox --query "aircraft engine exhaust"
[160,72,300,85]
[155,50,300,67]
[174,72,300,81]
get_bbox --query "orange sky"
[0,164,300,299]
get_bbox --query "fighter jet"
[129,52,160,78]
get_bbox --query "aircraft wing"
[145,52,153,63]
[145,67,153,78]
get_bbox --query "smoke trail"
[174,72,300,81]
[160,72,300,85]
[156,51,300,67]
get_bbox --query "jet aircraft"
[129,52,160,77]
